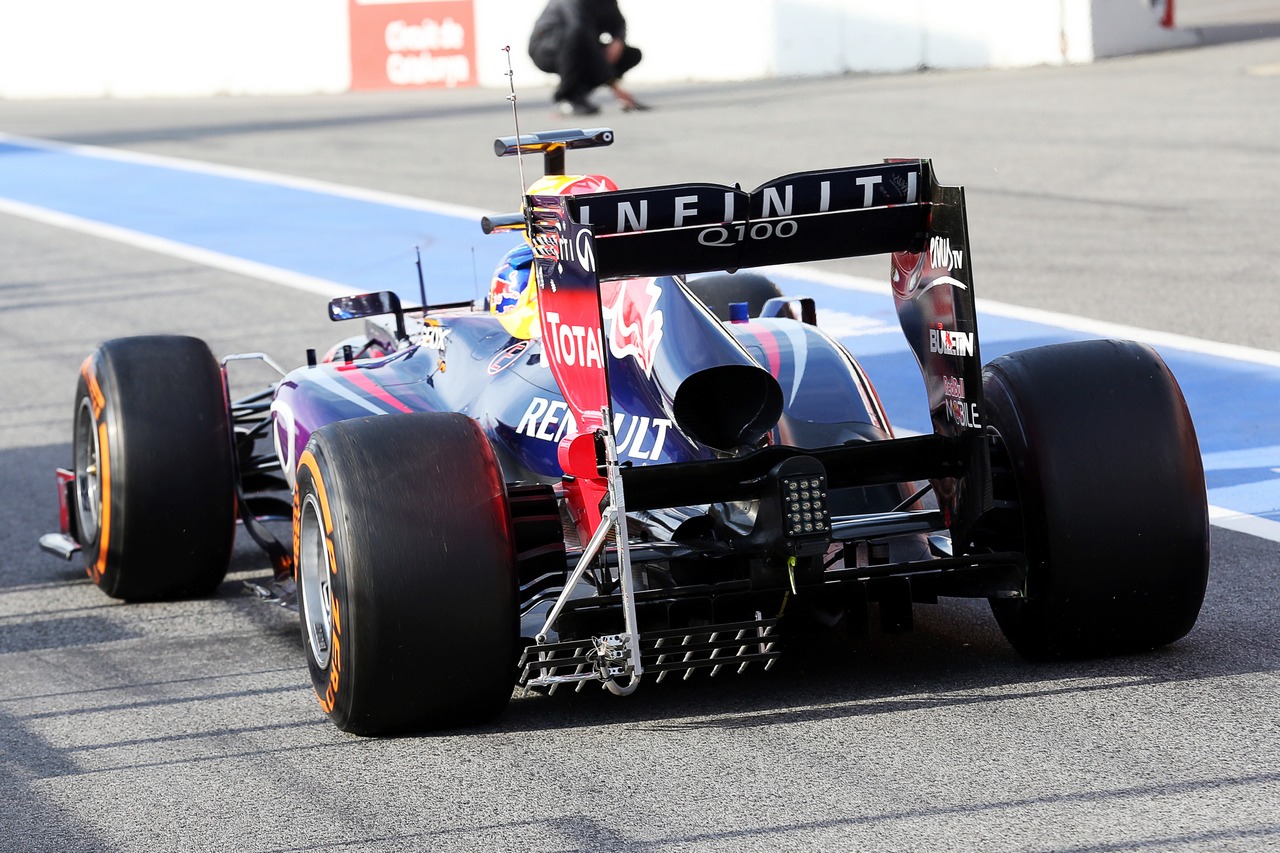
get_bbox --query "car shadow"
[492,619,1220,737]
[481,521,1278,737]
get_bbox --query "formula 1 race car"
[41,128,1210,735]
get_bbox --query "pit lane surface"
[3,8,1280,851]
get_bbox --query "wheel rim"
[74,398,102,544]
[299,494,334,670]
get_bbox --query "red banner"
[348,1,476,90]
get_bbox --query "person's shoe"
[556,98,600,116]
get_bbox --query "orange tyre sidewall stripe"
[80,359,110,584]
[297,449,342,715]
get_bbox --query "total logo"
[516,396,672,461]
[542,312,604,369]
[930,328,975,358]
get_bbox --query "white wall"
[0,0,1193,100]
[474,0,1190,88]
[0,0,351,99]
[473,0,779,88]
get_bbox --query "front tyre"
[73,336,236,600]
[295,412,519,735]
[979,340,1209,659]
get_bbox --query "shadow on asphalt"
[6,444,1275,753]
[481,524,1278,737]
[493,627,1227,736]
[1194,21,1280,45]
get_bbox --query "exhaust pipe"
[673,364,782,452]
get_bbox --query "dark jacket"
[528,0,627,87]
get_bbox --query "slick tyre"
[686,273,784,320]
[979,340,1209,659]
[295,412,519,735]
[73,336,236,600]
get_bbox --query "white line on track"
[1207,506,1280,542]
[4,134,1278,543]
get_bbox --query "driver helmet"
[489,243,538,339]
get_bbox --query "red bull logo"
[491,271,523,309]
[602,278,664,378]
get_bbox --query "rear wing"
[561,160,928,278]
[525,155,989,540]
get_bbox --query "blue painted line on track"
[3,136,1277,529]
[0,139,522,300]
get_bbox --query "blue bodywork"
[270,275,889,494]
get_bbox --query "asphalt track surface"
[2,7,1280,852]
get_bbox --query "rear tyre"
[73,335,236,600]
[295,412,518,735]
[979,340,1209,659]
[686,272,784,320]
